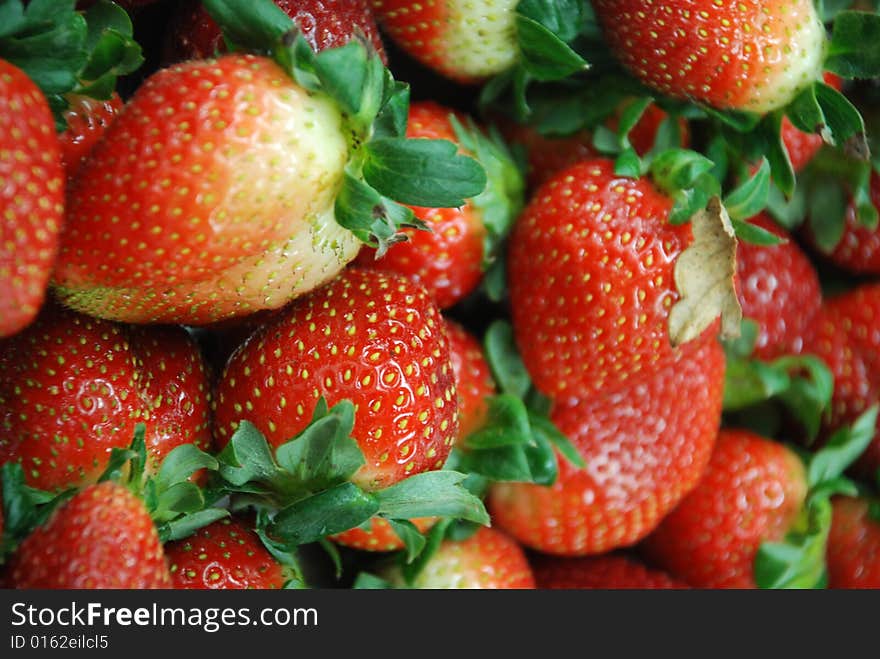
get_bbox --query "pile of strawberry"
[2,0,880,590]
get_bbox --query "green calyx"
[754,405,879,589]
[446,320,585,487]
[479,0,591,121]
[98,424,228,543]
[209,399,489,565]
[202,0,488,257]
[0,0,143,130]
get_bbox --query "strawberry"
[165,517,294,589]
[827,495,880,589]
[591,0,826,113]
[58,93,123,182]
[385,527,536,589]
[0,60,64,338]
[642,429,807,588]
[371,0,520,83]
[532,554,689,589]
[488,335,725,556]
[444,318,495,440]
[53,0,485,326]
[734,214,822,360]
[164,0,387,65]
[0,301,212,491]
[507,158,711,403]
[213,269,458,491]
[813,171,880,275]
[7,480,171,589]
[356,101,521,309]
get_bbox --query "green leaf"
[724,159,772,222]
[372,78,410,139]
[157,508,230,544]
[201,0,294,55]
[723,318,759,360]
[754,498,831,589]
[815,81,867,151]
[386,519,427,563]
[313,39,385,132]
[826,10,880,79]
[353,572,395,589]
[270,482,379,545]
[153,444,218,493]
[774,355,835,442]
[0,462,75,563]
[484,320,532,398]
[528,411,585,469]
[703,105,762,132]
[786,84,826,137]
[400,517,453,585]
[807,404,878,490]
[723,359,791,411]
[758,112,796,197]
[807,178,848,253]
[463,395,532,450]
[482,257,508,303]
[515,15,589,81]
[614,148,642,178]
[666,173,720,225]
[215,420,286,488]
[363,137,488,208]
[650,149,715,195]
[374,471,490,524]
[78,0,143,92]
[730,219,785,246]
[516,0,586,43]
[767,179,807,230]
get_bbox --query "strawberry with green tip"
[532,554,688,589]
[165,516,296,589]
[53,0,486,325]
[592,0,827,114]
[384,526,536,589]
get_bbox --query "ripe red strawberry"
[532,554,689,589]
[444,318,495,440]
[165,0,387,65]
[371,0,519,83]
[58,93,123,182]
[592,0,826,113]
[8,481,172,589]
[388,527,535,589]
[355,102,504,309]
[165,517,293,589]
[213,269,458,491]
[826,495,880,589]
[502,104,689,189]
[642,429,808,589]
[0,60,64,338]
[507,158,699,403]
[488,336,725,556]
[735,214,822,360]
[0,301,212,491]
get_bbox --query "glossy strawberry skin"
[0,60,64,338]
[0,302,212,491]
[165,517,289,589]
[400,527,535,589]
[827,496,880,589]
[488,336,725,556]
[734,214,822,360]
[592,1,826,113]
[165,0,386,65]
[444,318,495,440]
[508,159,694,404]
[59,93,122,182]
[9,481,171,589]
[532,554,688,589]
[54,54,359,325]
[642,429,807,589]
[355,102,487,309]
[213,269,459,491]
[371,0,519,83]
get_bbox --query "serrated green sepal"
[754,497,831,589]
[825,10,880,79]
[0,462,76,564]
